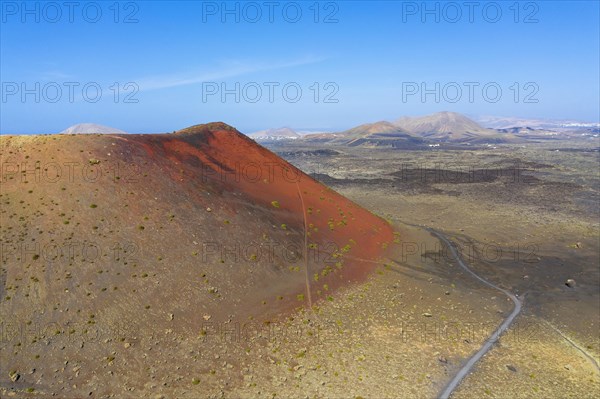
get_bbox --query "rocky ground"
[2,135,598,398]
[269,138,600,398]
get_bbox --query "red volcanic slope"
[127,123,394,297]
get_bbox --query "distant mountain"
[304,121,426,148]
[336,121,425,147]
[495,126,566,136]
[60,123,127,134]
[300,131,344,141]
[341,121,410,137]
[248,127,300,140]
[476,115,555,129]
[394,111,516,143]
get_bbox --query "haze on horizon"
[1,1,599,134]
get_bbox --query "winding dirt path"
[425,228,523,399]
[307,218,596,396]
[312,221,524,398]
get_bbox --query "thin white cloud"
[135,56,327,91]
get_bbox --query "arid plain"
[266,136,600,398]
[1,118,598,398]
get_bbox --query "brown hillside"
[0,123,393,396]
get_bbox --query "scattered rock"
[168,313,174,321]
[203,314,211,321]
[9,371,20,382]
[506,365,517,372]
[438,356,448,364]
[422,312,433,317]
[206,208,212,212]
[565,279,576,288]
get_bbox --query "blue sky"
[1,0,599,134]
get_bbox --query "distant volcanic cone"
[59,123,127,134]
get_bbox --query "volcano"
[394,111,517,143]
[0,122,393,396]
[59,123,128,134]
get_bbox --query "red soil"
[125,123,394,300]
